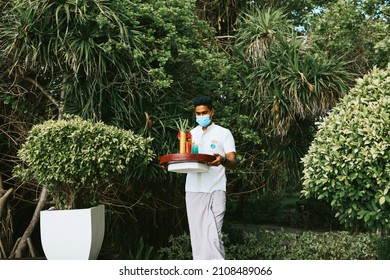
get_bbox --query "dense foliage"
[232,7,352,192]
[302,64,390,232]
[307,0,389,74]
[236,7,352,137]
[158,229,385,260]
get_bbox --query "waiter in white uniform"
[185,95,237,260]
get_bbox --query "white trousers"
[185,190,226,260]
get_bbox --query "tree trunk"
[9,187,48,258]
[0,173,14,258]
[0,188,13,220]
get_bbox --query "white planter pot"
[40,204,105,260]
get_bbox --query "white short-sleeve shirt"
[185,123,236,193]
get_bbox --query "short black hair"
[192,95,213,110]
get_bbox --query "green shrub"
[226,229,292,260]
[301,64,390,232]
[159,229,382,260]
[286,231,377,260]
[13,114,155,209]
[158,233,193,260]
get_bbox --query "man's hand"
[208,152,237,169]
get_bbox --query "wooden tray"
[160,153,216,167]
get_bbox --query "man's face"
[194,105,214,117]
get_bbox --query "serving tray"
[160,153,216,173]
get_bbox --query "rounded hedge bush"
[14,114,155,209]
[301,64,390,232]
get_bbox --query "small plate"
[167,162,210,173]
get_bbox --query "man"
[185,95,237,260]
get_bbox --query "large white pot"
[40,204,105,260]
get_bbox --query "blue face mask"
[196,115,211,127]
